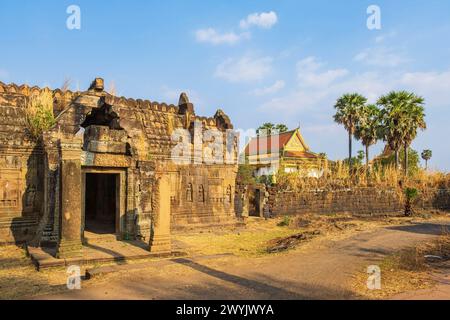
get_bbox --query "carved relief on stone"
[198,185,205,203]
[0,155,21,169]
[24,185,36,208]
[226,185,232,203]
[0,172,20,210]
[186,183,193,202]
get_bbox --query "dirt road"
[36,221,450,300]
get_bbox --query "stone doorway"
[82,170,124,241]
[81,167,127,244]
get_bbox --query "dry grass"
[108,81,117,96]
[174,218,308,257]
[0,246,69,299]
[174,214,418,258]
[1,213,448,299]
[276,162,449,194]
[353,233,450,299]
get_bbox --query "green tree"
[381,147,421,176]
[378,91,425,172]
[354,104,381,169]
[421,149,432,170]
[257,123,275,136]
[275,124,289,133]
[401,95,426,175]
[333,93,367,173]
[237,164,256,185]
[344,150,365,167]
[257,123,288,135]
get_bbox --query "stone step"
[83,233,118,245]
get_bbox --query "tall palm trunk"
[365,144,369,173]
[348,131,352,173]
[404,144,409,176]
[425,160,428,171]
[394,149,399,170]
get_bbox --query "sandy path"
[36,221,450,300]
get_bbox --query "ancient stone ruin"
[0,78,239,258]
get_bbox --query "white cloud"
[297,56,349,87]
[354,46,409,67]
[215,56,273,83]
[399,70,450,107]
[296,56,323,72]
[375,31,397,43]
[195,11,277,46]
[195,28,250,45]
[261,56,450,116]
[250,80,285,96]
[240,11,278,29]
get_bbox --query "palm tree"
[275,124,289,133]
[377,92,405,170]
[354,104,381,170]
[378,91,426,174]
[401,95,426,175]
[257,123,275,136]
[333,93,367,172]
[421,149,432,170]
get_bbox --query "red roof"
[244,130,296,156]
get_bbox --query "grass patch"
[0,246,69,299]
[174,213,395,258]
[174,218,308,257]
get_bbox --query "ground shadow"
[386,223,450,236]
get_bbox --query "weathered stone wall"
[0,79,239,245]
[0,86,45,244]
[268,187,450,217]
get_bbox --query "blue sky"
[1,0,450,170]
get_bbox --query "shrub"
[404,187,419,217]
[277,216,292,227]
[25,90,56,139]
[237,164,257,185]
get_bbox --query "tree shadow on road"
[386,223,450,236]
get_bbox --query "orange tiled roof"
[244,130,296,156]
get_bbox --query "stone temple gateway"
[0,78,239,258]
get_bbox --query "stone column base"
[149,234,172,254]
[56,239,83,259]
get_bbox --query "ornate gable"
[283,129,309,152]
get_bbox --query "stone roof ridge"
[0,81,80,99]
[103,93,179,113]
[193,115,217,126]
[0,80,182,114]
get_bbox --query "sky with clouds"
[1,0,449,170]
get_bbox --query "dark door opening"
[84,173,118,235]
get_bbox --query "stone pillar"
[56,139,83,259]
[149,174,171,253]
